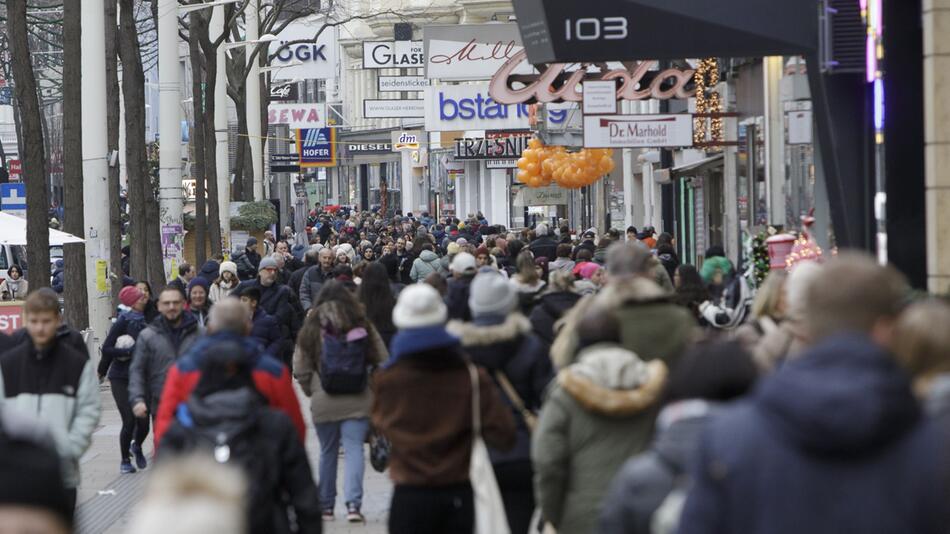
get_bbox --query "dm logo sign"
[297,128,336,168]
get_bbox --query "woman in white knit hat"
[209,261,239,304]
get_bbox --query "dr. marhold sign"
[583,114,693,148]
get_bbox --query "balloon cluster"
[516,138,615,189]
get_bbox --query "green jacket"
[532,344,667,534]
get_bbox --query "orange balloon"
[528,137,543,150]
[526,162,540,175]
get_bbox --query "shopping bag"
[467,363,511,534]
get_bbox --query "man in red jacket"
[153,299,305,446]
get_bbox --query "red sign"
[0,302,24,334]
[8,159,21,178]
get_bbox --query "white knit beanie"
[393,284,447,329]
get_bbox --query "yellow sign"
[95,260,109,293]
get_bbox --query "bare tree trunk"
[106,0,122,308]
[118,0,148,284]
[189,24,208,267]
[234,103,250,201]
[197,20,222,258]
[62,0,89,328]
[7,0,51,289]
[145,175,165,291]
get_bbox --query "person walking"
[0,264,28,301]
[358,262,397,349]
[129,287,202,421]
[599,340,758,534]
[509,251,546,315]
[294,280,387,522]
[410,243,444,283]
[153,299,305,447]
[528,223,558,262]
[159,338,322,534]
[677,253,949,534]
[167,263,195,300]
[186,277,212,327]
[372,284,516,534]
[0,289,102,509]
[673,264,711,326]
[208,261,240,304]
[733,270,787,352]
[236,257,298,365]
[300,248,337,311]
[445,252,478,321]
[533,301,667,534]
[448,270,554,534]
[98,286,152,474]
[238,286,283,356]
[530,270,582,352]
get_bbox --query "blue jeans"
[315,417,369,511]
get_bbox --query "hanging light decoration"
[693,58,723,146]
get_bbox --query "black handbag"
[369,429,391,473]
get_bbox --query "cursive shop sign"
[488,49,695,105]
[423,23,534,81]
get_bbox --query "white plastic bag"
[467,363,511,534]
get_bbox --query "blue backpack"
[319,327,369,395]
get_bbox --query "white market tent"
[0,212,84,246]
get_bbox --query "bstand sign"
[583,114,693,148]
[425,83,573,132]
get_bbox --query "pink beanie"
[119,286,144,307]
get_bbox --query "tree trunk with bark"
[189,22,208,268]
[7,0,51,289]
[106,0,123,308]
[196,18,222,258]
[62,0,89,328]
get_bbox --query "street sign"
[271,153,301,173]
[1,183,27,211]
[297,128,336,168]
[7,159,21,180]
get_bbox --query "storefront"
[336,130,401,211]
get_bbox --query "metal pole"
[80,0,112,356]
[246,0,264,201]
[211,5,231,255]
[158,0,183,277]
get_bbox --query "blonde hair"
[127,455,247,534]
[892,299,950,377]
[750,271,787,320]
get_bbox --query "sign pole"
[211,5,231,255]
[158,0,184,279]
[247,0,264,201]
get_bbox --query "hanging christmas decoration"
[515,138,615,189]
[785,211,824,271]
[743,230,772,289]
[693,58,723,147]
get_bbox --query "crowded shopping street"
[1,0,950,533]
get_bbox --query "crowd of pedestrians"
[0,205,949,534]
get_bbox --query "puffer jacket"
[293,304,387,424]
[161,388,321,534]
[410,250,444,282]
[129,313,202,412]
[98,309,149,380]
[447,314,554,465]
[532,343,667,534]
[599,400,720,534]
[0,338,101,488]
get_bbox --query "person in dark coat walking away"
[99,286,152,474]
[129,287,202,421]
[358,262,397,349]
[448,270,554,534]
[530,270,582,351]
[528,223,558,264]
[238,286,282,356]
[677,253,950,534]
[445,252,477,322]
[159,337,322,534]
[892,299,950,442]
[235,257,297,365]
[290,248,320,300]
[599,340,757,534]
[372,284,516,534]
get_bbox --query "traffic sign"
[1,183,26,211]
[7,159,21,179]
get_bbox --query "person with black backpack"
[160,338,322,534]
[293,280,387,523]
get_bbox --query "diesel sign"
[346,143,393,154]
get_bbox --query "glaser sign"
[362,41,425,69]
[488,49,695,104]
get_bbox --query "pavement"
[75,384,392,534]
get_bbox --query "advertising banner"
[424,83,574,132]
[362,41,424,69]
[423,23,533,80]
[378,76,431,92]
[582,114,693,148]
[271,153,301,173]
[454,130,532,160]
[521,185,569,206]
[0,302,23,333]
[297,128,336,167]
[268,103,326,129]
[268,18,337,81]
[364,99,425,118]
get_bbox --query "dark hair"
[674,264,709,313]
[576,298,620,347]
[424,272,448,296]
[24,288,59,315]
[627,226,638,234]
[332,264,354,279]
[657,232,674,247]
[358,263,396,336]
[556,244,572,258]
[178,263,192,277]
[657,243,676,256]
[575,249,593,262]
[508,239,525,259]
[238,286,261,303]
[421,242,434,252]
[664,340,757,403]
[310,280,366,333]
[596,236,613,250]
[7,265,22,277]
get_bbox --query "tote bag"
[467,363,511,534]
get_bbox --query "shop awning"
[671,153,724,176]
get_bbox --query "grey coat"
[410,250,444,282]
[129,313,202,411]
[299,265,334,310]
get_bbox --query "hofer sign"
[583,114,693,148]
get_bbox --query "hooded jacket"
[161,388,321,534]
[529,235,559,262]
[0,337,101,488]
[129,312,202,411]
[409,250,444,282]
[98,309,149,380]
[678,335,950,534]
[447,314,554,465]
[529,291,582,349]
[532,344,667,534]
[599,400,719,534]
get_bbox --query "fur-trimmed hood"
[558,343,667,417]
[447,313,531,346]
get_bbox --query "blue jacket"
[250,308,282,357]
[678,334,950,534]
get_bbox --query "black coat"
[444,275,474,322]
[161,388,322,534]
[529,291,582,349]
[250,309,282,357]
[528,236,559,262]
